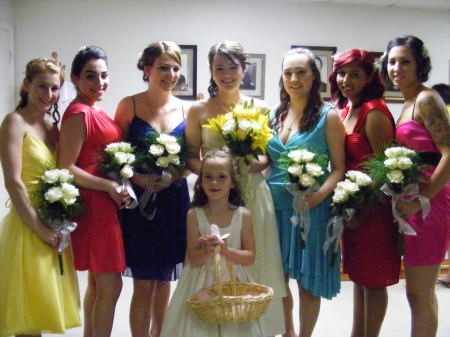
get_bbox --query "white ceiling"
[288,0,450,10]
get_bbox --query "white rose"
[299,173,315,187]
[61,183,79,205]
[305,163,324,177]
[387,170,404,184]
[237,119,253,132]
[384,158,398,169]
[165,142,181,155]
[114,152,129,165]
[221,119,236,135]
[44,186,63,203]
[289,149,315,163]
[149,144,165,156]
[118,142,132,152]
[157,133,177,146]
[250,121,261,130]
[340,179,359,194]
[105,142,120,153]
[156,156,170,168]
[168,154,180,165]
[287,164,303,177]
[58,169,73,183]
[120,165,134,178]
[42,169,60,184]
[402,148,416,157]
[333,189,349,203]
[385,147,403,158]
[397,156,413,170]
[346,170,372,187]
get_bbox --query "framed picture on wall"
[240,53,266,99]
[291,45,337,99]
[370,51,403,102]
[173,45,197,100]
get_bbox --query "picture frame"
[173,45,197,100]
[370,51,403,102]
[291,45,337,99]
[240,53,266,99]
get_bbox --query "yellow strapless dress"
[0,134,80,336]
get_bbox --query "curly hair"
[191,148,244,208]
[271,48,323,132]
[137,41,182,82]
[329,49,385,109]
[16,57,65,124]
[380,35,432,84]
[207,41,249,98]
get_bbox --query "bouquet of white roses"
[101,141,138,209]
[364,145,429,235]
[134,132,187,220]
[33,168,81,274]
[278,147,328,248]
[202,100,273,165]
[323,170,373,265]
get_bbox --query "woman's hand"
[35,223,61,248]
[107,180,131,208]
[306,191,324,210]
[396,199,421,218]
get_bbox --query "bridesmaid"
[266,48,345,337]
[58,46,129,337]
[185,41,286,337]
[381,35,450,337]
[329,49,400,337]
[0,58,80,336]
[115,41,189,337]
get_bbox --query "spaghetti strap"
[181,102,185,120]
[131,95,137,115]
[411,99,417,120]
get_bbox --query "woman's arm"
[398,91,450,216]
[58,114,126,206]
[307,109,346,209]
[0,114,59,247]
[114,96,134,139]
[365,109,395,154]
[186,209,214,267]
[185,103,204,175]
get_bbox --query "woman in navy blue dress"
[115,41,189,337]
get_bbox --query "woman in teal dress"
[266,48,346,337]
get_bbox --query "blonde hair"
[137,41,182,82]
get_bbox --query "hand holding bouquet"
[34,168,81,274]
[202,100,272,164]
[101,141,138,209]
[364,145,429,235]
[279,147,328,248]
[323,170,373,265]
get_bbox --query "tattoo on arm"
[419,95,450,147]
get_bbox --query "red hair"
[329,49,385,109]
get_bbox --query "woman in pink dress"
[59,46,129,337]
[381,35,450,337]
[329,49,400,337]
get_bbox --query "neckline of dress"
[25,132,55,156]
[133,115,184,134]
[199,207,238,230]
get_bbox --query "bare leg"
[149,280,170,337]
[282,275,297,337]
[298,282,320,337]
[405,264,440,337]
[437,248,450,284]
[83,272,97,337]
[350,283,364,337]
[364,287,387,337]
[130,279,156,337]
[91,272,122,337]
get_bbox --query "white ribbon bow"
[139,170,172,220]
[116,178,138,209]
[380,183,430,236]
[323,208,355,256]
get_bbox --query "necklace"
[283,116,301,132]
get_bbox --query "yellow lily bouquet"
[202,100,272,164]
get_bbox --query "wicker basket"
[187,246,273,323]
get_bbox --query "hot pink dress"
[62,102,126,273]
[341,99,401,288]
[396,120,450,266]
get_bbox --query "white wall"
[12,0,450,119]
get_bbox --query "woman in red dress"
[58,46,129,337]
[329,49,401,337]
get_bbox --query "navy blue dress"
[120,116,189,281]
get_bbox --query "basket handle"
[214,245,238,298]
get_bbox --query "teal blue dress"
[266,105,340,299]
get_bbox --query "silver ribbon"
[138,170,172,220]
[323,208,355,255]
[115,178,138,209]
[380,183,430,236]
[58,221,77,254]
[286,182,318,248]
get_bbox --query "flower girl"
[160,148,266,337]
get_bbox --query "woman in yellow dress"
[0,58,80,336]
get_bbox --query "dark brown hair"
[137,41,182,82]
[191,148,244,208]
